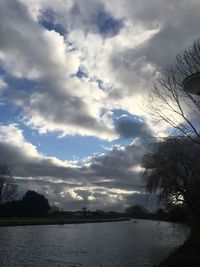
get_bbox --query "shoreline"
[0,217,129,227]
[157,225,200,267]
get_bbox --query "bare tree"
[0,165,17,204]
[147,39,200,142]
[143,137,200,221]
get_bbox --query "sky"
[0,0,200,211]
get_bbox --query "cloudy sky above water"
[0,0,200,211]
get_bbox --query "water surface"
[0,219,189,267]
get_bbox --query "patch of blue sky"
[76,66,88,79]
[94,10,123,38]
[67,42,77,52]
[70,3,123,38]
[5,75,37,94]
[0,76,30,124]
[20,125,121,162]
[0,66,6,77]
[0,104,20,125]
[0,65,37,99]
[112,108,152,140]
[39,9,67,37]
[96,79,112,92]
[75,66,112,92]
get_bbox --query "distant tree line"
[125,204,191,222]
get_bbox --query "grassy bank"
[157,225,200,267]
[0,217,129,227]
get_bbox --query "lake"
[0,219,189,267]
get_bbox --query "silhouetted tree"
[143,137,200,222]
[147,39,200,142]
[126,204,148,218]
[155,208,167,220]
[0,165,17,204]
[21,190,50,217]
[167,205,191,222]
[0,200,20,217]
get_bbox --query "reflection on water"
[0,219,189,267]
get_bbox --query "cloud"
[0,124,78,178]
[0,77,7,92]
[39,8,67,36]
[1,0,200,210]
[83,140,147,187]
[115,113,153,139]
[0,124,149,210]
[100,0,200,104]
[69,1,123,38]
[3,0,197,140]
[0,0,120,140]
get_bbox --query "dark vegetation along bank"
[0,188,129,226]
[0,189,130,226]
[145,39,200,266]
[0,164,193,227]
[125,204,192,223]
[156,226,200,267]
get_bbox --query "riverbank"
[0,217,129,227]
[157,225,200,267]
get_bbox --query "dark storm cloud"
[77,139,149,195]
[115,115,153,139]
[0,142,80,179]
[107,0,200,98]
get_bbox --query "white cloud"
[0,0,119,140]
[0,123,149,210]
[66,189,84,201]
[0,124,78,173]
[2,0,198,140]
[0,124,39,158]
[1,0,200,209]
